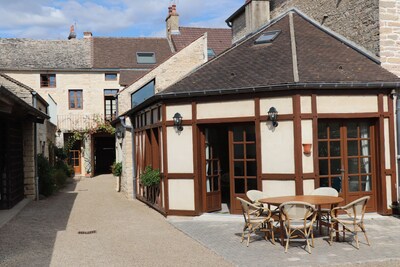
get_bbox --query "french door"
[317,120,376,211]
[229,124,258,214]
[69,150,81,174]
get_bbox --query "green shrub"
[140,166,160,187]
[52,168,68,189]
[55,159,74,177]
[38,154,56,196]
[111,162,122,177]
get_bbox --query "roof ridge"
[93,37,168,40]
[179,26,231,31]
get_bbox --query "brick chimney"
[83,32,93,39]
[166,4,180,40]
[68,25,77,40]
[226,0,270,44]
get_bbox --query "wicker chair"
[311,187,339,233]
[329,196,370,249]
[237,197,275,247]
[246,190,279,215]
[279,201,317,253]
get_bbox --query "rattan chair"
[246,190,279,215]
[237,197,275,247]
[329,196,370,249]
[311,187,339,233]
[279,201,317,253]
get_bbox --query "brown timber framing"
[377,94,388,214]
[293,94,303,195]
[255,98,262,190]
[161,104,169,214]
[388,95,398,204]
[192,101,201,215]
[312,94,319,188]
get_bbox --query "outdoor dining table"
[259,195,344,245]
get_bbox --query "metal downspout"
[32,92,39,201]
[396,93,400,203]
[119,116,136,199]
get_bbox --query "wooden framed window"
[104,89,118,121]
[40,74,56,87]
[69,90,83,109]
[105,73,117,81]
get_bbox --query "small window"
[254,30,281,45]
[136,52,156,64]
[131,80,155,108]
[105,73,117,81]
[104,89,119,96]
[40,74,56,87]
[69,90,83,109]
[207,48,216,58]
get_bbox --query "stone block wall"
[270,0,380,56]
[380,0,400,77]
[116,121,134,199]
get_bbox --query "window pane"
[213,176,219,191]
[318,122,327,139]
[320,178,329,187]
[137,52,156,64]
[360,158,370,173]
[330,141,340,157]
[348,176,359,192]
[319,160,328,175]
[348,140,358,156]
[318,141,328,157]
[347,122,358,138]
[234,179,245,193]
[246,127,255,141]
[234,162,244,176]
[361,175,372,191]
[247,179,257,191]
[234,144,244,159]
[332,177,342,193]
[246,161,257,176]
[233,126,244,142]
[105,73,117,80]
[131,80,155,108]
[246,144,256,159]
[329,123,340,138]
[348,158,359,174]
[330,159,341,175]
[360,140,370,156]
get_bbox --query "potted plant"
[140,166,160,203]
[112,162,122,192]
[390,201,400,215]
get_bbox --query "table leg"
[318,205,322,235]
[334,205,339,241]
[279,214,284,246]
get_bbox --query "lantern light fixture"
[173,112,183,131]
[268,107,278,127]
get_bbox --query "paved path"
[0,175,231,267]
[169,213,400,267]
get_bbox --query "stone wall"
[380,0,400,77]
[270,0,380,56]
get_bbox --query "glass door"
[229,124,258,214]
[318,120,376,211]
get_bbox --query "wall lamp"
[268,107,278,127]
[116,129,123,139]
[173,112,183,131]
[56,128,62,137]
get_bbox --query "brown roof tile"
[162,11,399,95]
[119,70,150,87]
[171,27,232,56]
[92,37,173,69]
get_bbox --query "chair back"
[311,187,339,197]
[246,190,265,203]
[279,201,315,221]
[342,196,370,220]
[237,197,270,222]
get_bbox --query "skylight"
[254,30,281,45]
[136,52,156,64]
[207,48,216,58]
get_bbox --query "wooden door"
[69,150,81,174]
[229,124,258,214]
[317,120,376,211]
[202,128,222,212]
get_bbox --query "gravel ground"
[0,175,231,267]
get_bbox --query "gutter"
[119,116,137,199]
[32,91,39,201]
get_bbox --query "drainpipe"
[119,116,136,199]
[32,92,39,201]
[396,91,400,203]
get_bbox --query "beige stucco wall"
[166,104,192,121]
[300,96,312,114]
[386,175,392,208]
[168,179,195,210]
[118,35,208,114]
[262,180,296,197]
[197,100,254,119]
[384,118,391,170]
[303,179,315,195]
[260,97,293,115]
[301,120,314,173]
[317,95,378,113]
[167,126,193,173]
[261,121,295,173]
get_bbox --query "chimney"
[226,0,270,44]
[84,32,93,39]
[166,4,180,40]
[68,25,77,40]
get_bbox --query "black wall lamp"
[116,129,123,139]
[173,112,183,131]
[56,128,62,137]
[268,107,278,127]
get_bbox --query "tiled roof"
[162,11,400,95]
[119,70,150,87]
[0,39,91,70]
[92,37,173,69]
[171,27,232,56]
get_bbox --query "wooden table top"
[259,195,344,206]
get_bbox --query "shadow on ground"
[0,179,78,266]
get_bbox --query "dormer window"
[207,48,216,58]
[136,52,156,64]
[254,30,281,45]
[40,74,56,88]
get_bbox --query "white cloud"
[0,0,244,39]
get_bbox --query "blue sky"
[0,0,244,39]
